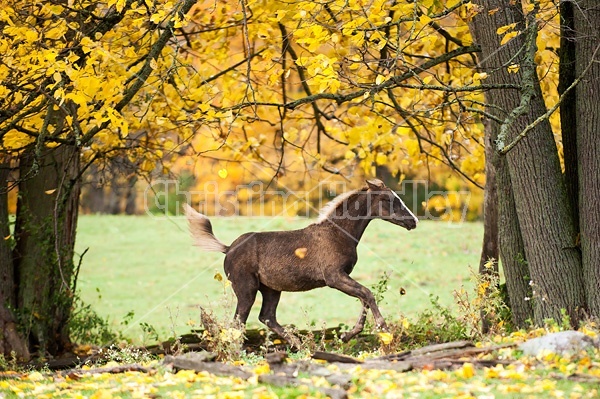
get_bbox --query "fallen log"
[163,352,252,379]
[375,340,475,361]
[0,372,25,380]
[312,351,363,364]
[59,363,151,378]
[312,341,517,372]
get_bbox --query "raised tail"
[183,204,229,253]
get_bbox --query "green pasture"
[75,216,482,343]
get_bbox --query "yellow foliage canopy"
[0,0,564,218]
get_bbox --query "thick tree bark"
[559,0,579,234]
[496,156,533,327]
[470,6,533,328]
[480,117,533,327]
[478,129,499,333]
[0,164,12,304]
[0,163,14,310]
[574,1,600,316]
[0,162,30,361]
[471,1,585,326]
[479,131,499,270]
[12,144,80,355]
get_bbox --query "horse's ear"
[366,179,385,190]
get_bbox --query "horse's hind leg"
[230,274,259,327]
[258,284,301,348]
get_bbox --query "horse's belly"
[258,267,326,292]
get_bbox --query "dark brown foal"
[184,178,418,345]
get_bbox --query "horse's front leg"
[325,272,388,336]
[340,306,368,342]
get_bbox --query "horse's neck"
[328,193,373,244]
[331,217,372,244]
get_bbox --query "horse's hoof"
[286,336,302,350]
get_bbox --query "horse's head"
[366,179,418,230]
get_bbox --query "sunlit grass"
[75,215,482,343]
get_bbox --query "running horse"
[184,179,418,345]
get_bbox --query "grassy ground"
[75,215,482,343]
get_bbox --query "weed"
[376,295,468,353]
[354,270,392,335]
[238,350,264,366]
[0,352,19,372]
[544,309,573,332]
[90,344,155,366]
[139,322,160,345]
[166,306,183,341]
[282,310,333,355]
[453,261,511,338]
[409,295,468,344]
[371,270,391,306]
[199,307,244,362]
[258,328,277,354]
[68,289,126,346]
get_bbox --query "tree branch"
[276,45,481,111]
[279,23,347,147]
[387,89,484,189]
[499,40,600,155]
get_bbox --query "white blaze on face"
[392,191,419,224]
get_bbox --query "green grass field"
[75,215,482,343]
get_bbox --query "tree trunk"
[82,164,106,214]
[470,0,585,326]
[495,150,533,327]
[478,129,499,333]
[574,1,600,316]
[12,144,80,356]
[0,164,13,305]
[108,174,122,214]
[470,5,534,328]
[559,0,579,234]
[124,175,138,215]
[478,131,499,270]
[0,161,30,361]
[482,115,533,327]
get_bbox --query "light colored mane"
[315,189,361,223]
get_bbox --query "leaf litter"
[2,327,600,398]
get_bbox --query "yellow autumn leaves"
[3,326,600,399]
[295,55,341,94]
[0,340,600,399]
[0,0,566,221]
